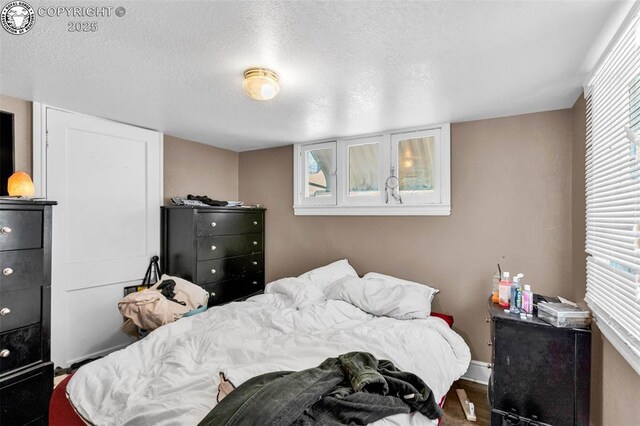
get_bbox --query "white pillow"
[326,276,433,320]
[363,272,439,302]
[297,259,358,292]
[264,277,325,308]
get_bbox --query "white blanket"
[67,278,471,425]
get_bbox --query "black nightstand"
[487,298,591,425]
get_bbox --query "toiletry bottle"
[517,286,523,310]
[498,272,511,308]
[491,269,501,304]
[515,274,524,310]
[522,285,533,314]
[510,274,522,313]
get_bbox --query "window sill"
[587,297,640,376]
[293,204,451,216]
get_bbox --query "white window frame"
[391,128,442,205]
[293,123,451,216]
[294,140,337,206]
[338,135,386,206]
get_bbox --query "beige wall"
[589,324,640,426]
[0,95,32,175]
[163,135,238,205]
[239,109,574,362]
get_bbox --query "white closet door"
[45,108,162,367]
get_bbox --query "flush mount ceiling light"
[242,68,280,101]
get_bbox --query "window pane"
[305,148,333,198]
[349,143,379,196]
[398,137,434,191]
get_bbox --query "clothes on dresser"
[187,194,229,207]
[199,351,443,426]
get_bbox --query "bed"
[64,261,471,425]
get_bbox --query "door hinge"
[45,130,49,148]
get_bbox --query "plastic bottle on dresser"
[522,285,533,314]
[491,269,501,304]
[510,273,523,313]
[498,272,511,308]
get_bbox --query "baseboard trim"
[63,342,131,368]
[461,359,491,385]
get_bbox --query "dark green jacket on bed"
[198,351,443,426]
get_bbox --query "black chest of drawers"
[161,206,266,306]
[0,199,56,425]
[488,298,591,426]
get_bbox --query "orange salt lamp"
[7,171,35,197]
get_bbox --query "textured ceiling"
[0,1,631,151]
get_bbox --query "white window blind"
[585,8,640,375]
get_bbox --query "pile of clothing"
[118,275,208,336]
[199,351,442,425]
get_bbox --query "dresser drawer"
[196,254,263,285]
[197,234,263,261]
[202,275,264,306]
[0,325,42,374]
[0,249,44,292]
[196,212,263,236]
[0,288,41,333]
[0,362,52,426]
[0,210,42,252]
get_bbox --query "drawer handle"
[211,222,217,228]
[0,349,9,358]
[0,308,10,316]
[252,261,258,266]
[253,241,258,246]
[0,226,11,235]
[211,269,216,274]
[252,281,258,285]
[2,268,13,276]
[211,245,217,251]
[210,292,216,297]
[253,221,258,225]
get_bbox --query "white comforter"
[67,278,471,426]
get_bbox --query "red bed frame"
[50,313,455,425]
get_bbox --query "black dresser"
[0,199,56,425]
[488,298,590,426]
[161,206,265,306]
